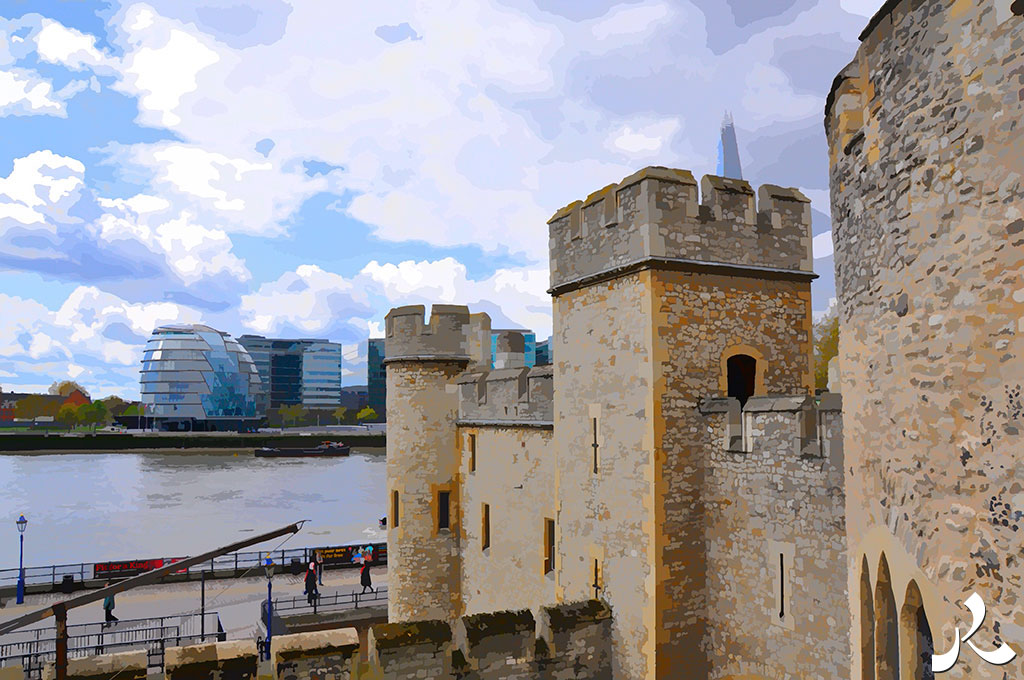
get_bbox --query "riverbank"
[0,432,385,452]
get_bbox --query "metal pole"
[200,571,206,638]
[265,578,273,661]
[17,533,24,604]
[54,603,67,680]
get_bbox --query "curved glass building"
[140,324,262,431]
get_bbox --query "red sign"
[94,558,164,577]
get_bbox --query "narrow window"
[482,503,490,550]
[438,491,450,530]
[592,417,599,474]
[469,434,476,472]
[779,553,785,620]
[544,519,555,573]
[392,490,399,529]
[727,354,757,407]
[593,558,601,598]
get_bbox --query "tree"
[90,400,109,431]
[333,406,348,425]
[280,404,308,428]
[48,381,90,398]
[121,403,142,416]
[57,404,79,430]
[357,406,378,424]
[99,396,130,417]
[813,312,839,392]
[13,395,61,420]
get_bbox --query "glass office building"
[367,338,386,420]
[139,324,262,431]
[237,335,343,411]
[490,330,536,368]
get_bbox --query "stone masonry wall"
[552,272,656,680]
[649,269,813,676]
[701,397,848,679]
[273,630,358,680]
[458,365,553,423]
[386,360,464,623]
[164,640,257,680]
[457,425,557,617]
[827,2,1024,677]
[547,166,814,290]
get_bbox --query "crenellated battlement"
[384,304,472,363]
[699,393,843,461]
[456,364,553,425]
[548,166,814,293]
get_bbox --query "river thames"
[0,449,387,568]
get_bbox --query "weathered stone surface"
[826,1,1024,677]
[41,650,147,680]
[164,639,257,680]
[272,629,357,680]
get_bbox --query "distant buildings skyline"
[237,335,343,411]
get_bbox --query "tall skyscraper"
[237,335,343,412]
[717,111,743,180]
[367,338,386,421]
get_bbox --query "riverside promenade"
[0,564,388,640]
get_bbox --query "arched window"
[900,580,933,680]
[727,354,758,407]
[861,556,876,680]
[875,553,900,680]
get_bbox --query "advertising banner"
[93,558,165,578]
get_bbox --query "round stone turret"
[493,331,525,369]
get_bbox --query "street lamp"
[15,514,27,605]
[263,556,275,661]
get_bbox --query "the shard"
[717,111,743,179]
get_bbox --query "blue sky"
[0,0,885,398]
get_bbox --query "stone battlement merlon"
[383,304,472,363]
[547,166,814,294]
[699,393,843,460]
[456,364,553,423]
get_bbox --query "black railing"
[0,542,387,589]
[261,586,388,623]
[0,613,224,679]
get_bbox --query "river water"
[0,449,387,568]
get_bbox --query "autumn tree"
[813,311,839,392]
[333,406,348,425]
[357,406,378,424]
[48,381,90,398]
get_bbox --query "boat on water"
[255,441,351,458]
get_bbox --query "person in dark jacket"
[102,581,118,625]
[304,562,318,606]
[360,551,373,594]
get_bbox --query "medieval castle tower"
[827,1,1024,678]
[379,2,1024,678]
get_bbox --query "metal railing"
[0,542,387,589]
[262,586,388,622]
[0,613,225,679]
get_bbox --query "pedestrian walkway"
[0,566,388,641]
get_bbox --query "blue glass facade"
[367,338,386,420]
[140,325,262,430]
[237,335,343,411]
[489,330,536,368]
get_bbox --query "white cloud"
[35,19,110,71]
[591,3,673,42]
[607,119,680,156]
[812,230,834,259]
[0,69,65,116]
[839,0,887,18]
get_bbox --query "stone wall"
[41,650,147,680]
[273,629,358,680]
[456,425,556,616]
[457,365,553,424]
[826,2,1024,677]
[701,395,848,679]
[368,619,452,678]
[164,639,257,680]
[547,166,814,291]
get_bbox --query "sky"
[0,0,887,399]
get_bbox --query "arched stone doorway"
[875,553,900,680]
[900,580,934,679]
[861,556,875,680]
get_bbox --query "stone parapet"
[384,304,472,363]
[272,629,358,680]
[456,365,553,423]
[548,166,814,292]
[41,650,147,680]
[164,639,257,680]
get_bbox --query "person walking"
[315,550,324,586]
[304,562,318,607]
[359,550,373,595]
[102,582,118,625]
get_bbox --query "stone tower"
[827,2,1024,678]
[383,304,472,623]
[547,166,816,678]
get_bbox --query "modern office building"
[490,329,536,368]
[535,338,552,366]
[139,324,262,431]
[237,336,343,411]
[367,338,386,420]
[717,111,743,180]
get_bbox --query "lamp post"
[16,514,27,605]
[263,556,274,661]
